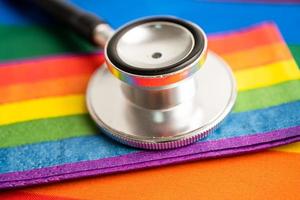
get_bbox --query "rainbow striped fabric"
[1,20,300,189]
[1,1,300,195]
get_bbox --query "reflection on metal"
[87,52,237,149]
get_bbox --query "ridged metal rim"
[98,119,222,150]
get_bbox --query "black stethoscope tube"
[28,0,107,44]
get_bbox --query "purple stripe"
[1,125,300,189]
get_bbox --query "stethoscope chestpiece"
[87,16,237,150]
[105,17,206,87]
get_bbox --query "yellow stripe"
[0,95,86,126]
[235,59,300,91]
[271,142,300,154]
[0,59,299,126]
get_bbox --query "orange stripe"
[0,74,90,104]
[22,151,300,200]
[0,54,104,86]
[221,42,293,70]
[208,22,283,55]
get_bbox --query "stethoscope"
[28,0,237,150]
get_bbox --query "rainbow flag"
[1,1,300,199]
[0,20,300,189]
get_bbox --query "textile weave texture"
[0,20,300,189]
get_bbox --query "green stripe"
[0,80,299,148]
[233,80,300,112]
[0,25,96,61]
[289,45,300,68]
[0,25,299,63]
[0,114,97,148]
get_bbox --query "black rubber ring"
[106,17,205,76]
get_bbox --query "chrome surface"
[121,76,197,110]
[93,24,114,47]
[104,19,207,88]
[86,52,237,149]
[116,21,195,69]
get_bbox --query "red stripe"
[0,191,77,200]
[208,22,283,54]
[0,53,104,86]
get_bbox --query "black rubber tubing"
[28,0,106,44]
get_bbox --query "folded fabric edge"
[1,125,299,189]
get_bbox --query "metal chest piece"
[87,17,237,149]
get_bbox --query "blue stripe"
[0,135,137,174]
[0,100,300,174]
[1,1,300,43]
